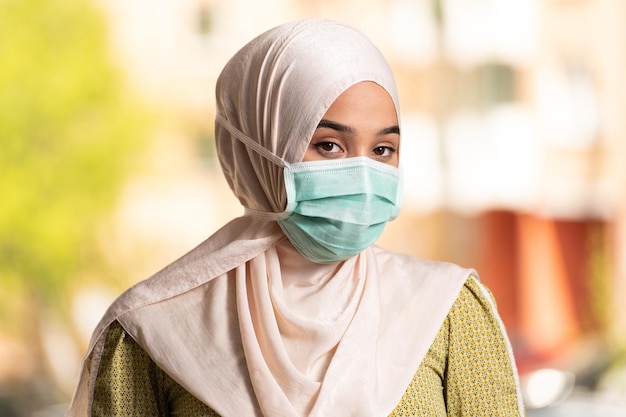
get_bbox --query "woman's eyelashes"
[372,145,397,158]
[313,140,344,156]
[311,141,398,161]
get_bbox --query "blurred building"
[92,0,626,389]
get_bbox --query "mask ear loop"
[215,114,288,168]
[215,113,296,221]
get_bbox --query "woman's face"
[303,81,400,167]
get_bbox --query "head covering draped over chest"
[67,19,471,417]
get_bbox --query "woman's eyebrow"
[379,125,400,136]
[317,120,400,136]
[317,119,353,133]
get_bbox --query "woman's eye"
[373,146,395,157]
[315,141,341,153]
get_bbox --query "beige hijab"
[67,19,472,417]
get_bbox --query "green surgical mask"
[277,157,402,264]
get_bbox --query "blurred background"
[1,0,626,415]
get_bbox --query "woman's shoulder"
[451,275,499,318]
[371,245,476,284]
[446,275,512,346]
[370,246,475,331]
[96,319,145,362]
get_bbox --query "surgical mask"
[215,114,402,263]
[277,157,402,264]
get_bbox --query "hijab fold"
[67,19,473,417]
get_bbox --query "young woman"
[68,19,525,416]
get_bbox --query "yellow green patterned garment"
[91,277,524,416]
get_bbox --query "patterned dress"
[90,277,524,416]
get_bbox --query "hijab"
[67,19,472,417]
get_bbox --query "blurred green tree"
[0,0,149,332]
